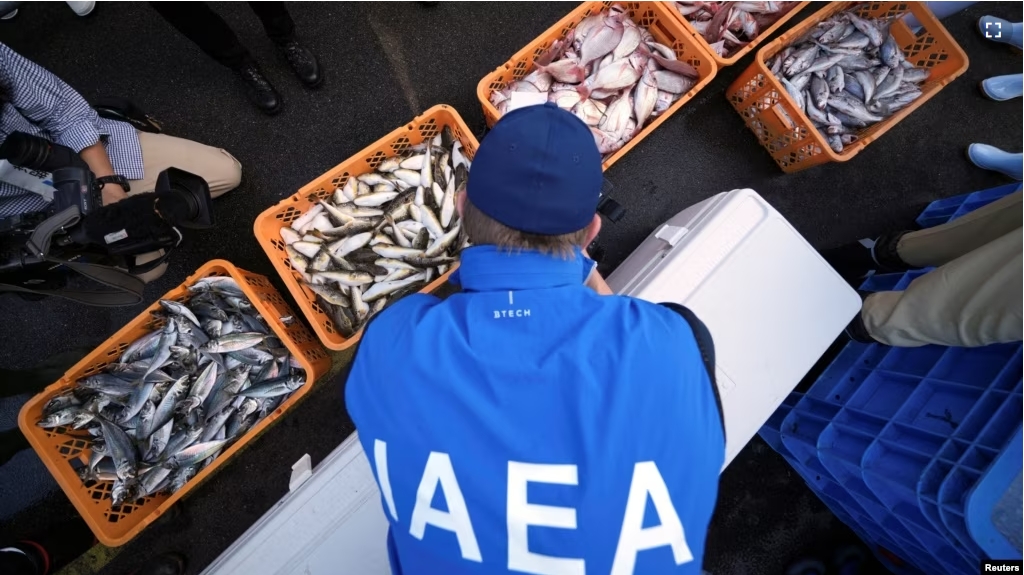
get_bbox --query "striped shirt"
[0,42,142,217]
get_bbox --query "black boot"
[133,552,186,575]
[821,231,913,284]
[278,40,322,88]
[234,61,281,115]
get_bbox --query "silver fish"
[827,94,883,122]
[826,65,844,94]
[810,75,829,109]
[144,419,173,463]
[238,375,304,399]
[846,12,884,47]
[362,273,427,302]
[311,270,374,287]
[160,300,200,327]
[163,439,230,470]
[201,332,264,354]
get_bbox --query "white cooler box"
[204,188,860,573]
[606,188,861,466]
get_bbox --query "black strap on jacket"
[660,302,726,441]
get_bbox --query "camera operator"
[0,42,241,282]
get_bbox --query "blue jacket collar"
[454,245,584,291]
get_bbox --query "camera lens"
[0,132,51,170]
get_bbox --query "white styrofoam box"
[606,189,861,468]
[202,432,390,575]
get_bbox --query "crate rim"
[665,1,813,67]
[253,104,475,351]
[16,258,326,546]
[474,0,719,172]
[746,0,969,164]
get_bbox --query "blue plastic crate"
[759,190,1024,574]
[914,183,1020,228]
[967,428,1024,559]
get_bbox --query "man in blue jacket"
[346,102,725,575]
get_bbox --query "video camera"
[0,132,215,294]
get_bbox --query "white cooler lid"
[607,189,861,467]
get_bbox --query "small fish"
[362,273,427,302]
[826,65,844,94]
[201,332,265,354]
[160,300,201,327]
[163,439,230,470]
[392,169,422,188]
[329,232,373,258]
[846,12,883,47]
[310,270,374,287]
[827,94,883,123]
[354,191,399,207]
[809,75,829,109]
[238,375,305,399]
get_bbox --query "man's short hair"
[461,195,589,258]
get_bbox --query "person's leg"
[822,189,1022,282]
[128,131,242,199]
[127,131,242,283]
[248,2,321,88]
[893,189,1022,267]
[248,2,294,44]
[151,2,282,114]
[150,2,251,69]
[861,229,1023,347]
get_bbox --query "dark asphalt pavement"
[0,2,1021,574]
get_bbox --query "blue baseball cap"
[466,102,602,235]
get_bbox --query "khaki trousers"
[126,131,242,282]
[862,190,1023,347]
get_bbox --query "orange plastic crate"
[475,1,718,171]
[253,104,478,351]
[725,1,969,173]
[665,1,812,67]
[17,259,331,547]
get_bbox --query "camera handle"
[0,205,146,306]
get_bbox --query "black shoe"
[821,231,912,284]
[278,40,322,88]
[134,552,186,575]
[844,291,876,343]
[234,62,281,115]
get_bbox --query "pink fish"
[702,1,735,43]
[590,127,625,155]
[650,53,700,79]
[652,90,676,117]
[534,39,565,67]
[577,58,640,100]
[632,67,659,127]
[549,88,582,110]
[537,59,586,83]
[521,70,553,92]
[612,24,642,60]
[653,70,696,94]
[599,93,633,138]
[579,16,625,66]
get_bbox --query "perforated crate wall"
[724,1,968,173]
[253,105,479,351]
[475,1,718,171]
[18,260,329,546]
